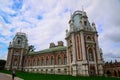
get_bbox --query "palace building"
[5,10,104,76]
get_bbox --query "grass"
[0,70,120,80]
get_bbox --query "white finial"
[70,9,72,17]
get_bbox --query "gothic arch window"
[58,55,61,65]
[88,48,94,61]
[39,59,41,66]
[18,40,20,44]
[46,57,49,65]
[41,58,44,66]
[15,51,19,55]
[51,56,54,65]
[84,21,87,26]
[87,36,91,41]
[33,59,35,66]
[37,59,39,66]
[64,56,67,64]
[17,37,22,44]
[14,59,17,66]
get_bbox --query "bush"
[0,60,6,70]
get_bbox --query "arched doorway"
[118,70,120,77]
[106,70,111,76]
[114,70,117,77]
[89,65,96,76]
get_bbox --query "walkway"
[0,73,23,80]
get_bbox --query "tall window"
[37,59,39,66]
[51,57,54,65]
[88,49,94,61]
[87,36,91,41]
[46,57,49,65]
[84,21,87,26]
[58,56,61,65]
[14,59,17,66]
[18,40,20,44]
[33,60,35,66]
[39,59,41,66]
[41,58,44,66]
[64,57,67,64]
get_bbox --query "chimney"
[58,41,64,46]
[49,42,55,48]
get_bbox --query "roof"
[28,46,66,55]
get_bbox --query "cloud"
[0,0,120,61]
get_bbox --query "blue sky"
[0,0,120,62]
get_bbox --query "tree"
[115,59,117,63]
[28,45,35,53]
[0,59,6,70]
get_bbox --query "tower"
[5,32,28,70]
[66,10,103,76]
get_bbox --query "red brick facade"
[104,62,120,77]
[6,10,104,76]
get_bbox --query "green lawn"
[0,70,119,80]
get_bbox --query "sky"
[0,0,120,62]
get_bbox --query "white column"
[93,48,98,75]
[19,49,24,70]
[71,34,76,64]
[80,31,86,60]
[66,46,70,75]
[94,34,101,60]
[7,49,13,70]
[71,33,77,76]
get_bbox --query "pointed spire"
[92,22,96,31]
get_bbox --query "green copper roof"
[28,46,66,55]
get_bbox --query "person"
[12,69,16,80]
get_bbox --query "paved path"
[0,73,23,80]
